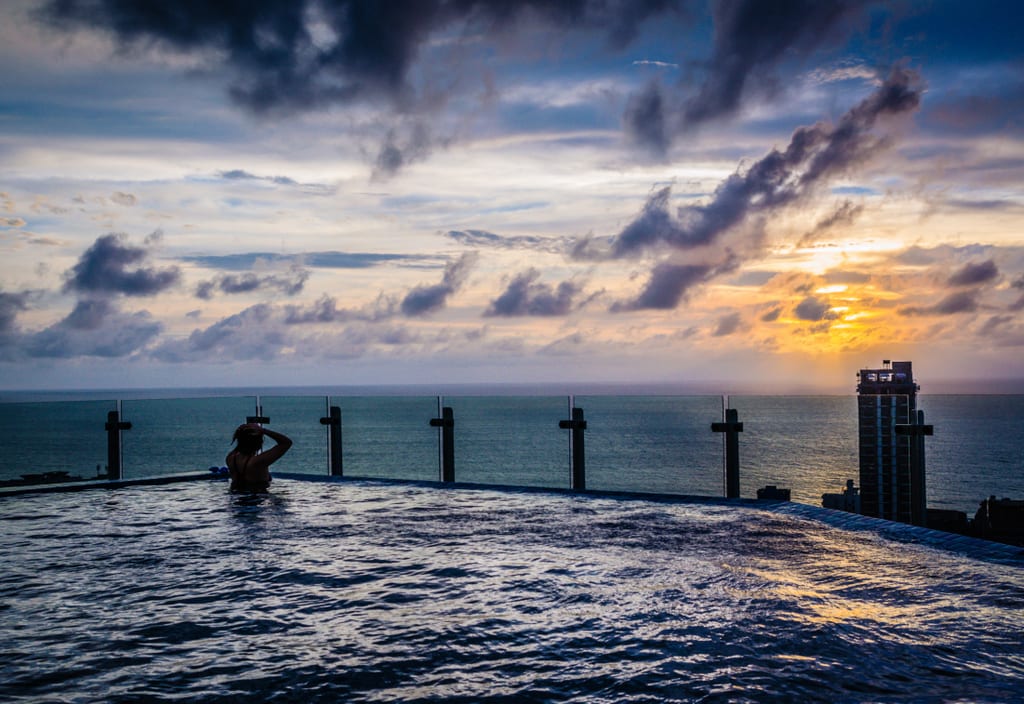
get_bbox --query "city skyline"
[2,1,1023,392]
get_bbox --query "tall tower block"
[856,360,920,522]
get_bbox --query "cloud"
[64,233,181,297]
[713,312,742,337]
[623,80,669,154]
[901,290,980,316]
[0,290,31,333]
[284,293,398,325]
[947,259,999,287]
[794,296,835,321]
[610,259,736,312]
[622,0,874,147]
[399,252,478,317]
[39,0,680,115]
[760,306,782,322]
[218,169,335,194]
[484,269,586,317]
[1,217,27,228]
[110,191,137,206]
[23,301,162,359]
[597,68,923,258]
[684,0,871,129]
[153,304,283,362]
[799,200,864,245]
[181,251,426,271]
[445,229,569,254]
[195,264,310,299]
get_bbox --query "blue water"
[1,479,1022,703]
[1,393,1022,515]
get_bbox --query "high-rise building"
[856,360,925,524]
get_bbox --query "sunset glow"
[1,1,1023,392]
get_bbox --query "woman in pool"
[227,423,292,493]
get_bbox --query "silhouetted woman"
[227,423,292,493]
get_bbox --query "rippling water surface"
[2,480,1023,703]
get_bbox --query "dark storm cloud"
[900,290,979,317]
[610,258,736,311]
[596,68,923,258]
[64,234,181,297]
[681,0,869,129]
[399,251,478,316]
[484,269,585,317]
[760,306,783,322]
[622,0,874,152]
[194,265,310,300]
[947,259,999,287]
[39,0,683,115]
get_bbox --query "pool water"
[2,479,1023,702]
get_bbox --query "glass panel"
[578,396,723,496]
[121,396,254,478]
[329,396,439,481]
[446,396,568,488]
[258,396,330,476]
[0,399,115,487]
[730,396,858,503]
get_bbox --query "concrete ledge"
[0,472,221,497]
[4,470,1021,565]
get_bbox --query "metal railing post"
[711,407,743,498]
[559,404,587,491]
[320,403,343,476]
[430,404,455,482]
[104,406,131,480]
[896,410,933,527]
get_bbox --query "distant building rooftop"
[857,359,918,395]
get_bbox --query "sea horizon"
[4,376,1024,403]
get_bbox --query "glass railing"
[2,394,751,495]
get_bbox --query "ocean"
[1,390,1021,515]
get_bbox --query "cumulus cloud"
[901,290,980,317]
[484,269,586,317]
[195,264,310,300]
[153,304,282,362]
[400,252,478,317]
[947,259,999,287]
[64,233,181,297]
[589,68,923,260]
[610,258,736,312]
[24,301,162,359]
[794,295,835,321]
[284,293,398,325]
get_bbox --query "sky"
[2,0,1024,393]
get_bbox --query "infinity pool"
[2,479,1022,702]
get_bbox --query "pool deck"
[3,470,1022,564]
